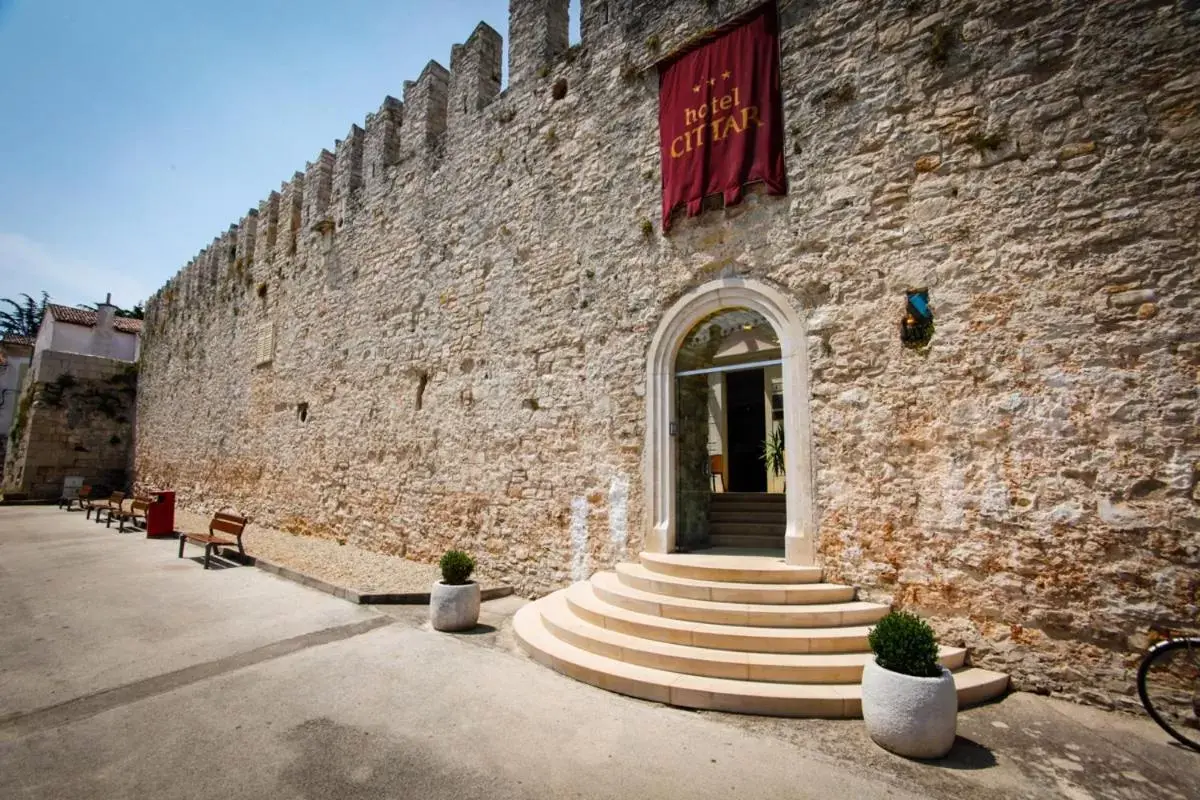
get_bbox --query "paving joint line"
[0,616,393,742]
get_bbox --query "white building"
[35,302,142,363]
[0,336,35,444]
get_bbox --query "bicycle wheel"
[1137,638,1200,751]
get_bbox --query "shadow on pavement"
[932,736,998,770]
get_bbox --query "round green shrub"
[439,550,476,585]
[868,610,942,678]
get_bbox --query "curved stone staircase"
[515,552,1009,717]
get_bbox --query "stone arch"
[643,277,817,564]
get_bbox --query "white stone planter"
[430,581,480,632]
[861,658,957,759]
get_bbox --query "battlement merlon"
[275,172,304,263]
[254,191,280,269]
[216,228,237,289]
[580,0,613,44]
[175,256,196,307]
[508,0,569,89]
[302,151,335,240]
[364,96,402,199]
[332,125,365,223]
[201,239,220,291]
[449,22,502,129]
[180,248,202,306]
[401,61,450,158]
[235,210,258,267]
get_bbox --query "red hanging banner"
[658,3,787,231]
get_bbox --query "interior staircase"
[707,492,785,550]
[514,551,1009,717]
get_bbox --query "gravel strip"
[174,509,490,594]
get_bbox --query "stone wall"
[3,350,137,499]
[136,0,1200,708]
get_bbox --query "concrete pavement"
[0,507,924,799]
[1,506,1196,800]
[0,505,381,718]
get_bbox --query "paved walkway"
[0,506,1196,799]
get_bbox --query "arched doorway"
[643,278,816,565]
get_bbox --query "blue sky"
[0,0,580,310]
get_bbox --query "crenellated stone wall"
[136,0,1200,710]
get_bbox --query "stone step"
[708,534,785,549]
[711,492,786,504]
[640,551,823,584]
[514,600,1010,718]
[708,521,785,536]
[614,562,854,605]
[591,571,889,628]
[565,582,872,653]
[709,509,787,524]
[539,591,967,683]
[708,499,787,513]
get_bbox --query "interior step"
[708,500,787,514]
[709,510,787,524]
[592,571,889,628]
[515,600,1009,718]
[711,493,786,504]
[539,591,966,683]
[708,535,785,549]
[615,562,853,605]
[565,582,873,653]
[640,551,822,584]
[708,521,785,536]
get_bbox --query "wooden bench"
[107,497,150,533]
[178,510,248,570]
[60,484,92,511]
[88,491,125,522]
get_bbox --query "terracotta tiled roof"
[46,304,143,334]
[1,335,36,347]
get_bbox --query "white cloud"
[0,232,154,310]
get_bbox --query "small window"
[255,323,275,366]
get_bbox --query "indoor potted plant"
[861,610,957,759]
[430,549,480,632]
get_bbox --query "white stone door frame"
[643,277,817,565]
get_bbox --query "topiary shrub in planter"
[430,549,480,632]
[861,610,957,759]
[440,550,476,585]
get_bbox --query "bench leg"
[178,537,186,559]
[204,544,213,570]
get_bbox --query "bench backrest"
[210,510,247,538]
[129,498,151,515]
[107,491,126,505]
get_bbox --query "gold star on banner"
[692,84,701,93]
[721,70,732,80]
[708,77,716,87]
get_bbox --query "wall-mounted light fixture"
[901,289,934,349]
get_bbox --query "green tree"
[0,291,49,338]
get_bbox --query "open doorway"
[726,368,767,492]
[673,308,784,551]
